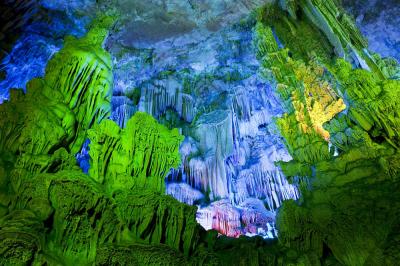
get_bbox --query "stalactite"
[88,112,183,193]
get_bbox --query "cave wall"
[0,0,399,265]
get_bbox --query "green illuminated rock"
[88,112,183,193]
[114,190,200,256]
[255,2,400,265]
[334,59,400,143]
[43,24,114,155]
[0,17,202,265]
[0,17,114,177]
[1,1,400,265]
[0,210,45,266]
[95,244,191,265]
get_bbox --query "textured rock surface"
[107,10,299,237]
[0,0,400,265]
[0,22,211,265]
[41,0,270,46]
[255,2,400,264]
[0,22,113,165]
[343,0,400,63]
[89,112,183,192]
[0,2,90,103]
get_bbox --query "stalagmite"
[1,0,399,264]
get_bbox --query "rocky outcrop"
[256,2,400,264]
[95,244,192,265]
[108,11,299,237]
[0,210,45,265]
[343,0,400,63]
[0,18,113,164]
[0,20,206,265]
[5,166,206,264]
[114,190,201,256]
[88,112,183,193]
[255,21,340,166]
[1,0,400,265]
[335,59,400,142]
[0,1,90,102]
[43,24,114,154]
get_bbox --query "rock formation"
[0,0,399,265]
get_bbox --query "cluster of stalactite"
[254,1,400,264]
[0,18,204,265]
[0,0,399,265]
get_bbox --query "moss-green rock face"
[255,1,400,264]
[88,112,183,193]
[0,18,204,265]
[0,20,113,162]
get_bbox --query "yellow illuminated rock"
[291,60,347,140]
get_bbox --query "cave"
[0,0,399,265]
